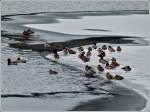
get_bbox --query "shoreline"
[1,10,148,18]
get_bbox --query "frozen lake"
[25,14,150,37]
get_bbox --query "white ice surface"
[24,14,150,37]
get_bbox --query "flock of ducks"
[7,29,131,80]
[52,42,131,80]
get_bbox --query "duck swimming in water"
[49,69,58,75]
[121,66,131,71]
[7,58,18,65]
[17,58,26,63]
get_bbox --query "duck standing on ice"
[97,64,104,73]
[86,47,92,58]
[102,45,107,50]
[116,46,122,52]
[84,65,96,77]
[78,46,84,53]
[110,57,120,68]
[108,46,115,52]
[53,49,59,59]
[92,42,97,49]
[79,52,90,62]
[98,48,106,59]
[122,66,131,71]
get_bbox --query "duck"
[114,75,124,80]
[110,57,120,67]
[26,29,34,34]
[49,69,58,75]
[17,58,26,63]
[68,49,76,54]
[88,47,92,51]
[85,65,96,77]
[98,48,106,58]
[121,66,131,71]
[106,72,114,80]
[53,49,59,59]
[111,61,120,67]
[102,45,107,50]
[7,58,18,65]
[86,50,91,58]
[99,58,108,64]
[54,54,59,59]
[78,46,84,53]
[92,42,97,49]
[105,62,115,69]
[63,47,69,55]
[97,64,104,72]
[108,46,115,52]
[116,46,122,52]
[79,52,90,62]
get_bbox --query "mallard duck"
[17,58,26,63]
[86,50,91,57]
[99,58,108,64]
[121,66,131,71]
[26,29,34,34]
[114,75,124,80]
[68,49,76,54]
[78,46,84,53]
[102,45,107,50]
[108,46,115,52]
[105,62,115,69]
[88,47,92,51]
[85,65,96,77]
[49,69,58,75]
[116,46,122,52]
[79,52,90,62]
[98,49,106,58]
[106,72,114,80]
[92,42,97,49]
[97,64,104,72]
[54,53,59,59]
[111,61,120,68]
[7,58,18,65]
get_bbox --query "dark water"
[2,0,148,15]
